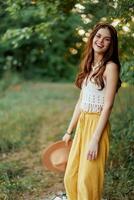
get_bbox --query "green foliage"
[0,0,82,81]
[0,0,134,82]
[104,86,134,199]
[121,60,134,84]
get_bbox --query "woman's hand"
[87,137,99,160]
[62,133,72,146]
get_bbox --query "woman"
[62,22,122,200]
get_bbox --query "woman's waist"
[79,110,111,127]
[80,102,104,113]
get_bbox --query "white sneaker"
[62,196,67,200]
[52,197,62,200]
[52,195,67,200]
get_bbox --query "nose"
[99,38,103,43]
[98,37,104,44]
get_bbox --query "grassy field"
[0,81,133,200]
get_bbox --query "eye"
[105,38,110,42]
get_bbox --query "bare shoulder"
[103,61,119,79]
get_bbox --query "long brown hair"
[75,22,122,92]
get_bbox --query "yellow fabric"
[64,111,111,200]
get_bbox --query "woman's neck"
[93,52,103,65]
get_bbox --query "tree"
[0,0,134,83]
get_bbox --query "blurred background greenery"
[0,0,134,82]
[0,0,134,200]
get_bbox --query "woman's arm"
[87,62,119,160]
[62,84,84,145]
[66,88,83,134]
[92,62,119,142]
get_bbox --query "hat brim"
[42,140,73,172]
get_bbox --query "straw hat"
[42,140,73,172]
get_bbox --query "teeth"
[97,44,102,48]
[96,43,103,48]
[95,43,103,48]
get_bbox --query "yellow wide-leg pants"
[64,111,111,200]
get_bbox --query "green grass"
[0,81,133,199]
[0,81,79,200]
[105,86,134,200]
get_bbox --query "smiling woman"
[75,22,122,91]
[62,22,122,200]
[93,28,111,53]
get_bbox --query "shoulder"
[103,61,119,80]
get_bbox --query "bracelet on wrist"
[66,131,72,135]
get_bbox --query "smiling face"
[92,28,111,54]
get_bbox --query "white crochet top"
[80,76,106,113]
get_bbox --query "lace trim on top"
[80,103,104,113]
[80,77,106,113]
